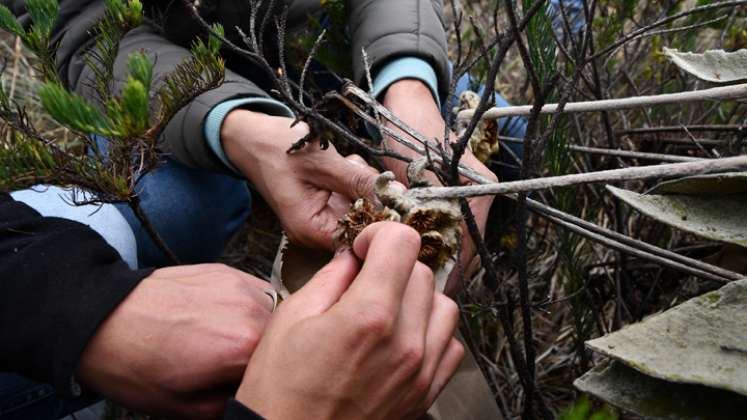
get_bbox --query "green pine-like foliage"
[0,0,225,257]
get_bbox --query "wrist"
[220,108,264,151]
[383,79,440,112]
[220,109,276,178]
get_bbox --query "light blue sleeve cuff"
[367,57,440,142]
[204,97,295,174]
[371,57,440,108]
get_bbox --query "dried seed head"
[335,172,463,271]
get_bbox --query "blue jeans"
[1,70,524,420]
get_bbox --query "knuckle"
[232,328,261,356]
[355,306,395,339]
[437,293,460,321]
[483,169,498,183]
[396,339,425,374]
[412,374,431,398]
[453,340,466,363]
[412,262,435,290]
[349,171,374,198]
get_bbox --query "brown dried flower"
[334,159,462,271]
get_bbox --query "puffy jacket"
[3,0,449,172]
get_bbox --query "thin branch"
[457,83,747,122]
[568,145,704,162]
[410,155,747,199]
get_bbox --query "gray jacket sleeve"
[76,25,272,172]
[347,0,449,98]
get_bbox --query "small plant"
[0,0,226,261]
[559,396,618,420]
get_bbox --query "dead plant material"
[335,160,463,271]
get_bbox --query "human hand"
[382,80,497,295]
[236,222,464,420]
[76,264,275,420]
[221,110,378,250]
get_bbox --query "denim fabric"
[10,186,138,270]
[0,374,96,420]
[97,137,253,268]
[547,0,587,39]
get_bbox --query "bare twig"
[457,83,747,122]
[410,155,747,199]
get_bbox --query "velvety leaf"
[575,361,747,420]
[584,279,747,396]
[664,48,747,84]
[607,185,747,247]
[646,171,747,195]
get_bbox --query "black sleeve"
[0,193,154,397]
[223,399,266,420]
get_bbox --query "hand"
[221,110,379,250]
[236,222,464,420]
[76,264,275,420]
[382,80,497,295]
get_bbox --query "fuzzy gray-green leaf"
[664,48,747,84]
[607,185,747,247]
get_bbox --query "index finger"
[342,222,422,312]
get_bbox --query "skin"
[220,111,380,250]
[76,264,275,419]
[236,222,464,420]
[75,81,486,419]
[380,80,497,295]
[221,79,496,294]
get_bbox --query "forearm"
[0,194,153,396]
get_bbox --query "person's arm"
[347,0,450,100]
[0,193,277,419]
[0,193,154,397]
[233,222,463,420]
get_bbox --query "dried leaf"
[664,48,747,84]
[607,185,747,247]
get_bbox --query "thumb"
[286,249,360,318]
[316,154,378,200]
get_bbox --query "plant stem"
[409,155,747,199]
[457,83,747,122]
[128,196,181,265]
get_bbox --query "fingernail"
[390,181,407,193]
[335,246,351,256]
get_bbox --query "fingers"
[425,337,465,407]
[288,250,360,318]
[345,222,422,313]
[315,152,378,201]
[419,293,460,387]
[395,262,435,366]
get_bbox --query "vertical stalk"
[128,195,181,265]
